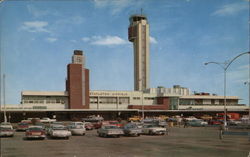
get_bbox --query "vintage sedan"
[48,125,71,139]
[97,125,124,138]
[25,126,45,140]
[84,122,94,130]
[186,119,208,127]
[142,124,167,135]
[123,123,142,136]
[0,125,14,137]
[68,125,86,136]
[16,122,29,131]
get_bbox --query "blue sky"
[0,0,249,105]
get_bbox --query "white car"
[97,125,124,138]
[40,117,56,123]
[68,125,86,136]
[68,122,85,127]
[142,125,167,135]
[0,125,14,137]
[48,125,71,139]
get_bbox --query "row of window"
[180,104,243,106]
[22,100,65,104]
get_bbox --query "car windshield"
[125,124,138,129]
[109,121,118,124]
[28,127,43,131]
[19,123,28,126]
[0,127,12,130]
[53,126,66,130]
[104,125,118,129]
[69,125,83,129]
[144,125,158,128]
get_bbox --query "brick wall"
[67,64,89,109]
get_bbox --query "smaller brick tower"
[66,50,89,109]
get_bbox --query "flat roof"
[180,95,239,99]
[22,91,68,96]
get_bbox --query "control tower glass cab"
[128,15,150,91]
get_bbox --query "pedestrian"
[183,119,187,128]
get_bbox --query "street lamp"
[205,51,250,128]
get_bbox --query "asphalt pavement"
[1,127,249,157]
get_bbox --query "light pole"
[139,79,144,120]
[3,74,7,122]
[205,51,250,128]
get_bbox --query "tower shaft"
[128,15,150,91]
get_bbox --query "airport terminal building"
[19,14,248,112]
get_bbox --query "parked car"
[51,121,64,126]
[40,117,56,123]
[16,122,29,131]
[68,125,86,136]
[84,122,94,130]
[68,122,85,127]
[154,120,168,128]
[133,122,144,129]
[34,122,46,130]
[25,126,45,140]
[228,120,242,126]
[97,125,124,138]
[200,115,213,121]
[82,115,104,122]
[208,120,223,125]
[108,121,123,128]
[21,120,32,124]
[142,124,167,135]
[92,121,103,129]
[128,116,141,122]
[123,123,142,136]
[48,125,71,139]
[186,119,208,127]
[0,125,14,137]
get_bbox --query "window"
[133,97,140,100]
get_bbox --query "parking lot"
[1,126,249,157]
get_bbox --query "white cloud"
[93,0,139,15]
[212,2,248,16]
[46,37,57,43]
[92,36,127,45]
[82,35,128,46]
[150,36,158,44]
[82,37,90,42]
[21,21,50,33]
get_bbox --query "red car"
[84,122,94,130]
[106,121,123,128]
[25,126,46,140]
[209,120,223,125]
[16,122,29,131]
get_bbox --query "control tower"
[128,14,150,91]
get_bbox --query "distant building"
[128,15,150,91]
